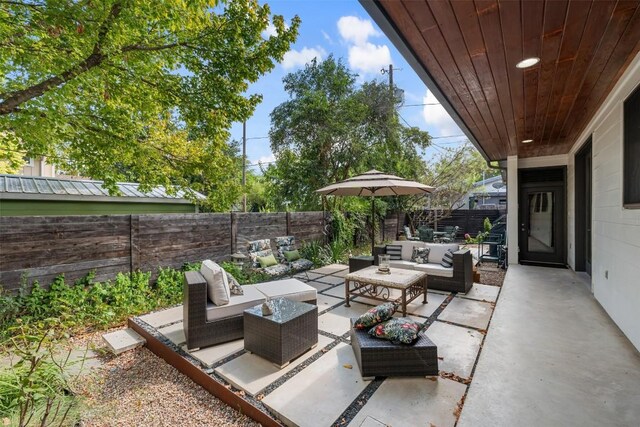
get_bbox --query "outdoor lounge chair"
[274,235,314,272]
[440,226,459,243]
[183,261,317,349]
[403,226,421,241]
[247,239,291,277]
[417,226,434,242]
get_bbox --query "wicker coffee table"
[345,266,428,316]
[244,298,318,368]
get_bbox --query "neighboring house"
[456,175,506,210]
[362,1,640,351]
[0,175,202,216]
[21,156,57,178]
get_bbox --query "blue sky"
[230,0,465,171]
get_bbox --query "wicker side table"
[349,319,438,378]
[244,298,318,368]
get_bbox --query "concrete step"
[102,328,146,355]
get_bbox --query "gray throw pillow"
[411,247,430,264]
[385,244,403,260]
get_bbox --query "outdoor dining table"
[344,266,428,316]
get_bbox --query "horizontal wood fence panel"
[0,211,327,292]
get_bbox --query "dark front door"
[575,140,592,274]
[519,168,566,266]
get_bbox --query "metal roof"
[0,175,204,204]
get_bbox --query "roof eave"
[359,0,494,163]
[0,193,196,204]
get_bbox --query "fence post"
[130,214,140,274]
[286,211,291,236]
[231,212,238,254]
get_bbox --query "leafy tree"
[0,131,24,174]
[0,0,299,209]
[404,142,499,230]
[266,56,431,211]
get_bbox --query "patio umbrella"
[316,170,434,254]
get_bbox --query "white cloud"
[337,16,390,76]
[422,89,461,136]
[321,30,334,44]
[348,42,391,75]
[337,16,379,45]
[255,154,276,165]
[281,46,326,70]
[262,22,277,38]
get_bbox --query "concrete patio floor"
[133,263,501,426]
[459,264,640,427]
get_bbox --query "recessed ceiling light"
[522,139,533,144]
[516,57,540,69]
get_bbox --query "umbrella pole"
[371,195,375,256]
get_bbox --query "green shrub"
[219,261,270,285]
[321,240,349,264]
[299,240,326,267]
[0,324,80,426]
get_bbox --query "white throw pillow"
[200,260,231,306]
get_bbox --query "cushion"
[200,260,231,306]
[413,262,454,277]
[226,271,243,295]
[262,263,291,276]
[249,248,273,268]
[290,258,314,271]
[284,249,301,262]
[441,249,455,268]
[411,247,430,264]
[254,278,317,302]
[368,317,422,344]
[206,285,266,321]
[389,260,417,269]
[275,235,295,247]
[258,253,278,268]
[424,243,459,263]
[248,239,271,252]
[385,244,403,260]
[390,240,426,260]
[353,302,397,330]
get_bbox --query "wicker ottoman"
[349,255,375,272]
[350,319,438,377]
[244,298,318,367]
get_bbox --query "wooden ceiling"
[371,0,640,160]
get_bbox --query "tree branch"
[0,2,122,115]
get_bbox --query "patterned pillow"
[368,317,422,344]
[441,249,455,268]
[248,239,271,253]
[275,235,295,248]
[353,302,397,330]
[385,244,403,260]
[411,247,430,264]
[226,271,243,295]
[249,249,273,268]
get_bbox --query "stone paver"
[311,264,348,275]
[426,321,483,379]
[405,292,448,318]
[189,339,244,368]
[459,283,500,303]
[316,275,345,286]
[358,416,386,427]
[262,343,370,427]
[438,298,493,330]
[295,272,324,281]
[307,280,332,293]
[330,269,349,278]
[138,305,183,328]
[323,283,346,298]
[318,302,370,336]
[102,328,146,355]
[158,322,186,346]
[55,348,103,377]
[215,335,333,396]
[348,377,466,427]
[316,293,343,312]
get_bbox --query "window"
[623,84,640,208]
[23,156,34,167]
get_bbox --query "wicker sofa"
[183,269,317,350]
[373,241,474,293]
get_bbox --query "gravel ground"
[477,263,506,287]
[73,336,259,427]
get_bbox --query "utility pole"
[242,120,247,212]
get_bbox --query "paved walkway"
[459,265,640,427]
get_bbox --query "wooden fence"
[0,212,326,292]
